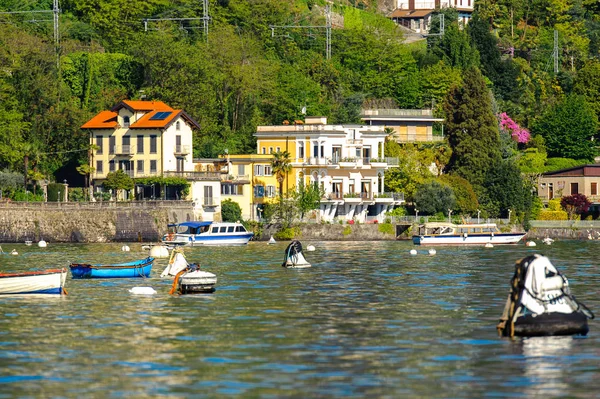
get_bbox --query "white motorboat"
[161,248,217,294]
[412,222,525,246]
[162,221,253,246]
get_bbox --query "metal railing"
[163,171,221,180]
[0,200,193,209]
[174,145,191,155]
[222,174,250,182]
[203,197,215,206]
[113,145,135,155]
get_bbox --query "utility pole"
[553,29,559,74]
[143,0,210,42]
[270,5,332,60]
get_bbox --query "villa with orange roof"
[81,100,223,220]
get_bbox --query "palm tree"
[271,150,292,200]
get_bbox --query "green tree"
[221,199,242,222]
[414,180,456,215]
[443,67,502,190]
[103,170,134,200]
[531,95,598,160]
[271,150,292,200]
[480,159,527,217]
[438,174,479,214]
[384,142,434,201]
[292,181,324,219]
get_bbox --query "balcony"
[222,174,250,182]
[375,192,404,203]
[113,145,135,156]
[346,139,363,146]
[202,196,216,207]
[164,171,221,181]
[174,145,191,156]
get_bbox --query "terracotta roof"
[112,100,173,112]
[81,111,118,129]
[390,9,411,18]
[390,8,434,18]
[130,110,201,130]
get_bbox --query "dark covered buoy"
[497,254,593,337]
[282,240,311,268]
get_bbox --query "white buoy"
[121,245,130,252]
[428,249,436,255]
[267,236,276,245]
[484,242,494,248]
[141,245,151,251]
[409,249,418,255]
[150,245,170,258]
[25,240,32,246]
[526,241,537,247]
[38,240,47,248]
[10,249,18,256]
[129,287,157,295]
[542,237,554,245]
[306,244,316,252]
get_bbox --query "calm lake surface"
[1,240,599,398]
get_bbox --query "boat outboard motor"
[282,240,311,268]
[497,254,594,337]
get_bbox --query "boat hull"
[164,233,254,247]
[412,233,525,246]
[179,271,217,294]
[0,269,67,295]
[70,257,154,279]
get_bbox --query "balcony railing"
[113,145,135,155]
[346,139,363,145]
[174,145,191,155]
[164,171,221,180]
[222,174,250,182]
[203,197,215,206]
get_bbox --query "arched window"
[123,116,130,127]
[176,121,181,131]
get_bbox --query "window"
[313,141,318,157]
[150,135,157,154]
[137,136,144,154]
[264,165,272,176]
[221,184,243,195]
[254,165,264,176]
[262,147,266,154]
[592,183,598,196]
[269,147,273,154]
[204,186,213,206]
[227,226,234,233]
[122,135,130,153]
[150,160,157,173]
[238,165,245,175]
[176,121,181,131]
[123,116,130,127]
[298,141,304,159]
[109,136,115,155]
[219,226,227,233]
[109,160,115,172]
[212,226,219,233]
[96,136,103,155]
[254,185,265,198]
[266,185,276,197]
[235,225,246,232]
[96,160,103,174]
[137,160,144,175]
[571,182,579,195]
[276,147,280,153]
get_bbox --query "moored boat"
[497,254,594,337]
[162,221,254,246]
[70,257,154,279]
[0,269,67,295]
[412,222,525,246]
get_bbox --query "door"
[176,158,184,172]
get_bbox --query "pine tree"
[443,67,502,189]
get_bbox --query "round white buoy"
[484,242,494,248]
[149,245,170,258]
[409,249,418,255]
[10,249,18,256]
[129,287,157,295]
[121,245,130,252]
[526,241,537,247]
[38,240,47,248]
[428,249,436,255]
[141,245,151,251]
[306,245,316,252]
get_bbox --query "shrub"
[221,199,242,222]
[378,223,394,235]
[342,226,352,235]
[274,227,300,240]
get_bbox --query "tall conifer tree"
[443,67,501,189]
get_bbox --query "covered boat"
[0,269,67,295]
[282,240,311,268]
[497,254,594,337]
[162,248,217,294]
[70,257,154,279]
[162,221,254,246]
[412,222,525,246]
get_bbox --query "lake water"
[0,240,599,398]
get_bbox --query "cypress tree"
[443,67,501,190]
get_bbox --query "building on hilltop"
[81,100,222,221]
[361,108,444,143]
[390,0,474,34]
[247,116,404,223]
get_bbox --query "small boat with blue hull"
[0,269,67,295]
[412,222,525,246]
[70,257,154,279]
[162,221,254,246]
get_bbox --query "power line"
[143,0,210,41]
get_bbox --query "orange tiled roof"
[81,110,118,129]
[113,100,173,112]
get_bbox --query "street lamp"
[415,209,419,221]
[58,191,61,203]
[477,209,481,224]
[508,208,512,222]
[448,209,453,223]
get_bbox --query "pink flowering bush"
[498,112,530,143]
